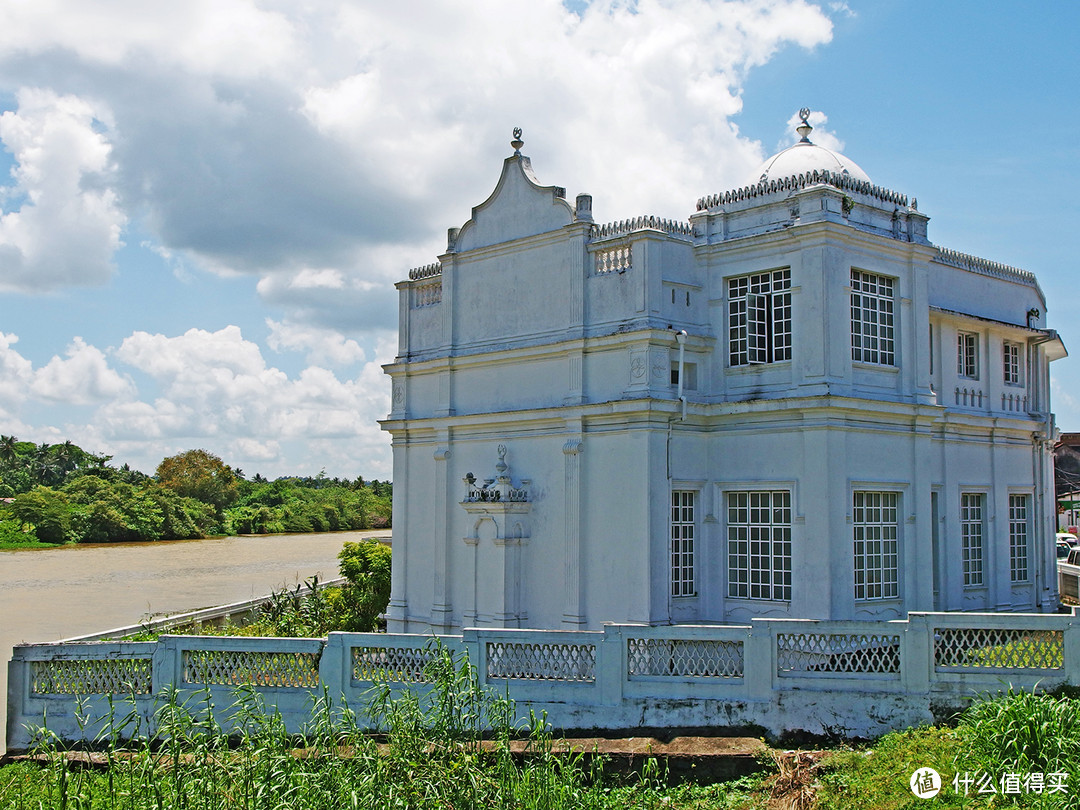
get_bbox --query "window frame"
[960,492,985,587]
[727,269,792,367]
[957,331,979,380]
[1003,341,1023,387]
[726,489,792,602]
[850,269,896,366]
[1009,493,1030,583]
[670,490,697,598]
[852,491,900,601]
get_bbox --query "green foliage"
[0,435,111,495]
[334,539,393,631]
[156,449,240,514]
[224,480,391,536]
[8,486,73,543]
[7,645,721,809]
[959,687,1080,779]
[0,433,389,546]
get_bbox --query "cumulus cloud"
[105,325,391,475]
[0,0,835,327]
[30,337,134,404]
[0,88,126,292]
[0,1,844,478]
[266,319,367,368]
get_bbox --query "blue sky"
[0,0,1076,479]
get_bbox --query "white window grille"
[1003,341,1022,386]
[853,491,899,601]
[671,491,696,597]
[1009,494,1029,583]
[961,493,985,587]
[850,270,895,365]
[957,332,979,379]
[727,490,791,601]
[728,270,791,366]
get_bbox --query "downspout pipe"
[675,330,687,421]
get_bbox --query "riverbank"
[0,529,379,755]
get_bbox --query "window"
[850,270,895,365]
[961,493,985,587]
[1009,494,1029,583]
[670,362,697,391]
[853,492,899,601]
[1003,341,1022,386]
[728,270,791,366]
[957,332,979,379]
[727,490,791,601]
[671,491,696,597]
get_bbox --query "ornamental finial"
[796,107,813,144]
[511,127,524,155]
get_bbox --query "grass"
[0,643,771,810]
[8,649,1080,809]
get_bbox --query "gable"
[454,155,575,252]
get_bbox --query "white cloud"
[266,319,367,367]
[0,0,298,79]
[0,332,34,412]
[102,324,391,477]
[0,1,844,479]
[783,108,845,152]
[0,0,835,325]
[0,88,127,292]
[30,337,134,404]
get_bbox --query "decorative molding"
[697,169,908,211]
[408,262,442,280]
[591,216,692,240]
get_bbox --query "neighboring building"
[381,114,1066,633]
[1054,433,1080,531]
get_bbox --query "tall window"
[850,270,895,365]
[1003,341,1022,386]
[728,270,791,366]
[957,332,979,379]
[853,492,899,601]
[1009,494,1029,583]
[727,491,791,601]
[961,493,985,587]
[671,491,696,597]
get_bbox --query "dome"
[744,109,871,187]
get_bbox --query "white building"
[381,114,1067,633]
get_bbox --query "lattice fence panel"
[183,650,321,688]
[31,658,152,695]
[352,647,435,684]
[934,628,1064,670]
[627,638,743,678]
[486,642,596,682]
[776,633,901,674]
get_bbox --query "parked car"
[1058,532,1079,559]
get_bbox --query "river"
[0,529,384,754]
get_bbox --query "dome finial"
[511,127,524,155]
[796,107,813,144]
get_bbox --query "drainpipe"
[1029,331,1057,610]
[675,330,688,421]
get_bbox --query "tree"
[334,540,392,631]
[9,486,72,543]
[156,449,240,515]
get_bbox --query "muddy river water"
[0,530,384,753]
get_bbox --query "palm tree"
[0,435,18,469]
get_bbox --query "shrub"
[335,539,392,631]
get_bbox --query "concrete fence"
[8,611,1080,752]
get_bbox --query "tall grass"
[2,642,684,809]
